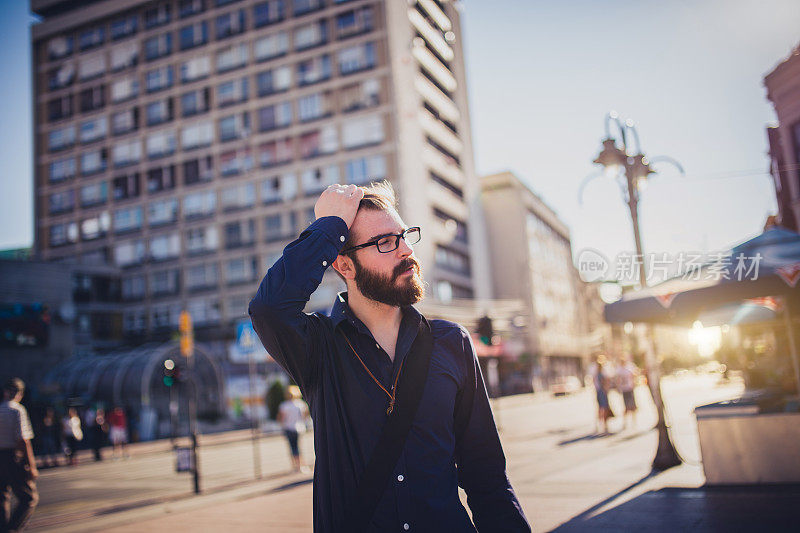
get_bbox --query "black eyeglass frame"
[340,226,421,254]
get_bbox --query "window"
[150,233,180,261]
[341,78,380,112]
[345,154,386,184]
[145,66,174,92]
[113,206,143,233]
[123,308,147,332]
[79,26,105,51]
[219,113,250,142]
[50,157,76,182]
[110,41,138,71]
[50,222,79,247]
[49,125,75,151]
[182,87,211,116]
[261,172,296,203]
[338,42,376,75]
[297,91,332,122]
[146,130,177,158]
[224,219,255,248]
[293,0,323,16]
[256,65,292,95]
[78,53,106,80]
[186,262,218,290]
[184,191,216,218]
[294,20,327,51]
[180,0,206,18]
[301,165,339,195]
[225,256,258,283]
[215,10,246,39]
[257,102,292,131]
[254,32,289,61]
[184,156,214,185]
[112,139,142,167]
[254,1,284,27]
[146,98,174,126]
[122,276,146,301]
[296,55,331,86]
[221,182,255,210]
[80,148,108,175]
[112,172,140,200]
[220,148,253,176]
[144,4,171,29]
[111,76,139,102]
[180,21,208,50]
[47,36,73,60]
[79,85,105,112]
[49,190,75,214]
[264,211,296,241]
[80,182,108,207]
[186,296,220,325]
[80,117,108,143]
[259,138,293,168]
[148,198,179,225]
[111,108,139,135]
[182,120,214,149]
[435,245,471,275]
[147,165,177,194]
[299,125,338,158]
[430,170,463,197]
[149,268,180,296]
[111,15,138,40]
[48,63,75,90]
[336,7,374,39]
[115,239,146,266]
[181,55,211,82]
[217,44,248,72]
[144,33,172,61]
[47,95,74,122]
[185,224,218,253]
[342,114,383,149]
[434,208,469,244]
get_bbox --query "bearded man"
[249,182,529,532]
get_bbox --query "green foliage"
[266,380,286,420]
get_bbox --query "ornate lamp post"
[590,112,683,471]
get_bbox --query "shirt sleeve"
[14,405,34,441]
[456,329,531,532]
[248,216,349,396]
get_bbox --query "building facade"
[481,171,592,388]
[31,0,490,343]
[765,45,800,233]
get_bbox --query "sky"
[1,0,799,273]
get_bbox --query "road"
[27,373,743,531]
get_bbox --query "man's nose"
[397,236,413,258]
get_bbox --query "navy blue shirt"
[249,217,529,532]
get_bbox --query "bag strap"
[454,347,477,459]
[347,316,434,531]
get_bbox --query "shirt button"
[403,524,410,531]
[340,235,346,242]
[322,260,328,266]
[397,474,404,482]
[375,343,380,349]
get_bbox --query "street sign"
[231,319,269,363]
[175,446,194,472]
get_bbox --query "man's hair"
[3,378,24,397]
[340,180,398,256]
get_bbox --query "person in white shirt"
[277,385,310,473]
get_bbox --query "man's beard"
[352,255,424,307]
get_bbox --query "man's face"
[348,208,424,307]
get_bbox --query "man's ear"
[332,254,356,280]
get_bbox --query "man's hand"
[26,465,39,481]
[314,184,364,229]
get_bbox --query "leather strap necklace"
[340,332,405,415]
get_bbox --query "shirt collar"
[330,292,422,333]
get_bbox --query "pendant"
[386,398,395,415]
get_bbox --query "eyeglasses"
[341,227,421,254]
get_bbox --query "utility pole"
[180,310,201,493]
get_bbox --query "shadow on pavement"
[551,484,800,532]
[557,432,615,446]
[270,478,313,493]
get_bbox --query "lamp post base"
[652,420,682,471]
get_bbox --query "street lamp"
[590,112,683,471]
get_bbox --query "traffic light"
[163,359,176,387]
[477,316,493,346]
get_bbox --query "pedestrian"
[0,378,39,532]
[91,409,108,461]
[249,182,530,531]
[107,407,129,459]
[39,407,61,468]
[616,356,639,429]
[277,385,310,473]
[589,355,614,434]
[61,408,83,466]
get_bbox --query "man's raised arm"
[248,184,364,393]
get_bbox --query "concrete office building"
[31,0,490,342]
[481,171,591,387]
